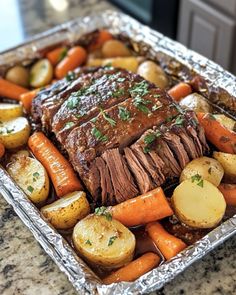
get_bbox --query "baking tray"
[0,10,236,295]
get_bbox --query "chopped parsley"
[108,236,117,246]
[100,108,116,127]
[133,97,151,114]
[144,133,156,145]
[152,105,162,111]
[130,81,149,97]
[33,172,40,178]
[64,121,75,129]
[166,115,176,123]
[153,94,161,98]
[90,117,97,123]
[197,179,204,187]
[85,239,92,245]
[113,89,125,98]
[65,71,76,82]
[67,95,80,109]
[117,77,126,82]
[91,127,108,142]
[118,106,130,121]
[143,146,151,154]
[95,206,112,221]
[27,185,34,193]
[175,115,185,126]
[6,127,14,134]
[191,174,204,187]
[59,48,68,62]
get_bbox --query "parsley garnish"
[91,127,108,142]
[143,146,151,154]
[153,94,161,98]
[100,108,116,127]
[130,81,149,97]
[67,95,80,109]
[198,179,204,187]
[108,236,117,246]
[85,239,92,245]
[152,105,162,111]
[191,174,204,187]
[90,117,97,123]
[144,133,156,145]
[133,97,151,114]
[33,172,40,178]
[175,115,184,126]
[118,106,130,121]
[65,71,76,82]
[6,127,14,134]
[95,206,112,221]
[113,89,125,97]
[64,121,75,129]
[117,77,126,82]
[27,185,34,193]
[59,48,68,62]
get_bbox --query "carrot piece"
[55,46,87,79]
[20,89,40,113]
[197,112,236,154]
[28,132,83,197]
[46,46,67,66]
[103,252,160,284]
[0,142,5,158]
[111,187,173,227]
[218,183,236,206]
[168,82,192,102]
[89,30,113,51]
[146,221,187,260]
[0,78,28,100]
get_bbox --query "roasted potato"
[0,117,30,149]
[0,103,23,121]
[213,152,236,182]
[102,40,130,58]
[137,60,168,88]
[180,156,224,186]
[7,154,49,203]
[41,191,90,229]
[5,65,29,87]
[179,93,211,112]
[214,114,236,131]
[172,179,226,228]
[73,214,135,269]
[30,59,53,88]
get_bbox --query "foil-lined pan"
[0,10,236,295]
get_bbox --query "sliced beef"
[102,149,138,203]
[124,147,154,193]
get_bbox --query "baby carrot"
[89,30,113,51]
[28,132,83,197]
[0,142,5,158]
[111,187,173,227]
[0,78,28,100]
[20,88,40,113]
[218,184,236,206]
[146,221,187,260]
[168,82,192,102]
[197,112,236,154]
[55,46,87,79]
[103,252,160,284]
[46,46,68,66]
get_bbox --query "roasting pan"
[0,10,236,295]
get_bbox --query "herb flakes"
[108,236,117,246]
[85,239,92,246]
[175,115,185,126]
[191,174,204,187]
[144,133,156,145]
[27,185,34,193]
[67,95,80,109]
[130,80,149,97]
[95,206,112,221]
[133,97,151,114]
[65,71,76,82]
[64,121,75,129]
[118,106,130,121]
[91,127,108,142]
[100,108,116,127]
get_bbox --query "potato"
[30,59,53,88]
[102,40,130,58]
[137,60,169,88]
[214,114,236,131]
[179,93,211,112]
[7,155,49,203]
[5,65,29,87]
[41,191,90,229]
[0,117,30,149]
[213,152,236,182]
[180,156,224,186]
[172,179,226,228]
[73,214,135,269]
[0,103,23,121]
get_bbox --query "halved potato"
[179,93,211,112]
[213,152,236,182]
[180,156,224,187]
[172,179,226,228]
[41,191,90,229]
[214,114,236,131]
[0,117,30,149]
[0,103,23,121]
[102,40,130,58]
[30,59,53,88]
[5,65,29,87]
[7,154,49,203]
[73,214,135,269]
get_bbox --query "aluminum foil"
[0,10,236,295]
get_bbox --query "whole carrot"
[55,46,87,79]
[111,187,173,227]
[0,78,28,100]
[20,88,40,113]
[218,184,236,206]
[168,82,192,102]
[0,142,5,158]
[46,46,68,66]
[89,30,113,51]
[28,132,83,197]
[146,221,187,260]
[197,112,236,154]
[103,252,160,284]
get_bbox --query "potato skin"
[6,66,29,87]
[213,152,236,183]
[41,191,90,229]
[102,40,130,58]
[180,156,224,187]
[72,214,135,269]
[0,103,23,121]
[179,93,211,112]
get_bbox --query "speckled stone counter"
[0,1,236,294]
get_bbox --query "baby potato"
[179,93,211,112]
[41,191,90,230]
[5,65,29,87]
[73,214,135,269]
[214,114,236,131]
[0,103,23,121]
[0,117,30,149]
[213,152,236,182]
[172,179,226,228]
[180,156,224,187]
[102,40,130,58]
[30,59,53,88]
[7,154,49,204]
[137,60,169,88]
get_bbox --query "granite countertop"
[0,0,236,294]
